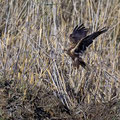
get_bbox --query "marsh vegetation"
[0,0,120,119]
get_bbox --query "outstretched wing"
[73,27,108,54]
[69,24,88,45]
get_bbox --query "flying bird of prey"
[66,24,108,70]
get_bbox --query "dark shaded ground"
[0,78,120,120]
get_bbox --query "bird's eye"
[70,34,73,37]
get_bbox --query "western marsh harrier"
[66,24,108,70]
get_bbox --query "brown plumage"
[66,24,108,70]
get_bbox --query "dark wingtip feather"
[99,27,109,33]
[73,25,78,32]
[77,24,84,30]
[73,24,84,33]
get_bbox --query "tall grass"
[0,0,120,113]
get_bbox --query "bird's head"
[69,34,78,44]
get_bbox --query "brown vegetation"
[0,0,120,120]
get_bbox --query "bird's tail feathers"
[73,57,91,71]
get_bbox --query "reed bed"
[0,0,120,119]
